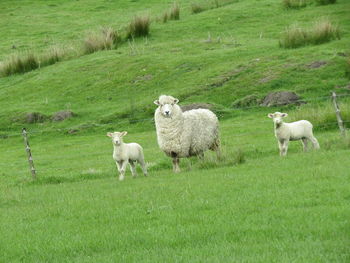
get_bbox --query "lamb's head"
[154,95,180,118]
[107,131,127,146]
[268,112,288,126]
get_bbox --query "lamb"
[107,131,147,181]
[154,95,220,172]
[268,112,320,156]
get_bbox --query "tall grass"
[127,15,151,38]
[346,58,350,79]
[191,3,205,14]
[0,52,39,77]
[40,46,66,67]
[315,0,336,5]
[282,0,308,9]
[169,2,180,20]
[83,27,121,54]
[279,19,340,48]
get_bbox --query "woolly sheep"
[107,131,147,181]
[268,112,320,156]
[154,95,220,172]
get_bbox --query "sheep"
[107,131,147,180]
[154,95,220,172]
[268,112,320,156]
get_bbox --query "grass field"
[1,0,350,262]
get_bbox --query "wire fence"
[1,93,349,180]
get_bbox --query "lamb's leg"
[278,140,283,156]
[129,160,137,178]
[282,140,289,156]
[138,157,148,177]
[301,138,308,152]
[116,161,122,175]
[310,136,320,150]
[172,157,180,173]
[119,160,128,181]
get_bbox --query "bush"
[0,52,39,77]
[282,0,308,9]
[83,27,120,54]
[279,19,340,48]
[169,2,180,20]
[127,15,151,38]
[191,3,205,14]
[315,0,336,5]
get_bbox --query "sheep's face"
[154,95,179,118]
[268,112,288,125]
[107,131,127,145]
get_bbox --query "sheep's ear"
[121,131,128,137]
[268,113,274,118]
[107,132,113,137]
[173,98,179,104]
[281,113,288,118]
[154,100,160,106]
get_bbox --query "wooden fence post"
[22,128,36,179]
[331,92,347,137]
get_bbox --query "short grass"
[0,0,350,261]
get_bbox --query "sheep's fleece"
[154,95,219,158]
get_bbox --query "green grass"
[0,0,350,261]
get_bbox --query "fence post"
[331,92,347,137]
[22,128,36,179]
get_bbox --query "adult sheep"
[154,95,220,172]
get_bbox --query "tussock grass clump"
[280,19,340,48]
[279,24,308,48]
[315,0,336,5]
[161,12,169,23]
[308,19,340,45]
[191,3,206,14]
[83,27,120,54]
[169,2,180,20]
[282,0,308,9]
[40,46,66,67]
[127,15,151,38]
[0,52,39,77]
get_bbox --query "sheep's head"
[268,112,288,126]
[107,131,127,145]
[154,95,179,118]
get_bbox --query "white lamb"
[154,95,220,172]
[268,112,320,156]
[107,131,147,181]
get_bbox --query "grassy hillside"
[1,0,350,262]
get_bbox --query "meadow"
[1,0,350,262]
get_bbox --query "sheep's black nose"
[165,111,170,115]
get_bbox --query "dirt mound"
[260,91,304,107]
[52,111,75,122]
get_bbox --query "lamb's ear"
[268,113,274,118]
[121,131,128,137]
[281,113,288,118]
[107,132,113,137]
[154,100,160,106]
[173,98,179,104]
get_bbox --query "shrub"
[315,0,336,5]
[0,52,39,77]
[127,15,151,38]
[308,19,340,45]
[279,24,308,48]
[169,2,180,20]
[83,27,120,54]
[282,0,307,8]
[191,3,205,14]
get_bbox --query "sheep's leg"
[129,160,137,178]
[172,157,180,173]
[138,158,148,176]
[210,138,221,160]
[198,152,204,160]
[282,140,289,156]
[115,161,121,174]
[278,140,283,156]
[119,160,128,181]
[301,138,308,152]
[310,136,320,150]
